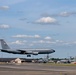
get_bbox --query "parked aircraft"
[0,39,55,57]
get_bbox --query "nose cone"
[53,50,55,52]
[51,49,55,53]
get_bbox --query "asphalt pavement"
[0,63,76,75]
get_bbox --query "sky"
[0,0,76,58]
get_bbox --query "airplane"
[0,39,55,57]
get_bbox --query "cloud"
[60,11,76,17]
[55,40,73,46]
[11,40,27,45]
[60,12,71,17]
[32,39,72,46]
[0,24,10,29]
[0,6,9,10]
[12,34,40,38]
[35,17,57,24]
[44,36,52,40]
[12,35,28,38]
[56,40,64,43]
[33,40,56,44]
[41,11,76,18]
[12,35,76,46]
[34,35,41,38]
[38,40,45,43]
[32,40,45,44]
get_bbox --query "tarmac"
[0,63,76,75]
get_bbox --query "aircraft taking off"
[0,39,55,57]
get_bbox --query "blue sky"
[0,0,76,58]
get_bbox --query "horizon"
[0,0,76,58]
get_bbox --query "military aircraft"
[0,39,55,57]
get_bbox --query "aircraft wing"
[18,50,39,55]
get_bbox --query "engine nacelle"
[33,52,38,55]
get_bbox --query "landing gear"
[47,54,49,59]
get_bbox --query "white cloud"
[33,40,45,44]
[12,35,76,46]
[41,11,76,18]
[33,40,56,44]
[11,40,27,45]
[0,24,10,29]
[12,34,40,38]
[55,40,72,46]
[56,40,64,43]
[36,17,57,24]
[60,12,71,17]
[0,6,9,10]
[46,41,56,44]
[44,36,52,40]
[39,40,45,43]
[63,42,70,45]
[12,35,27,38]
[34,35,40,38]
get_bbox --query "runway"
[0,63,76,75]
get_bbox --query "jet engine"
[32,52,38,55]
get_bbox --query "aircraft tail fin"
[0,39,10,49]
